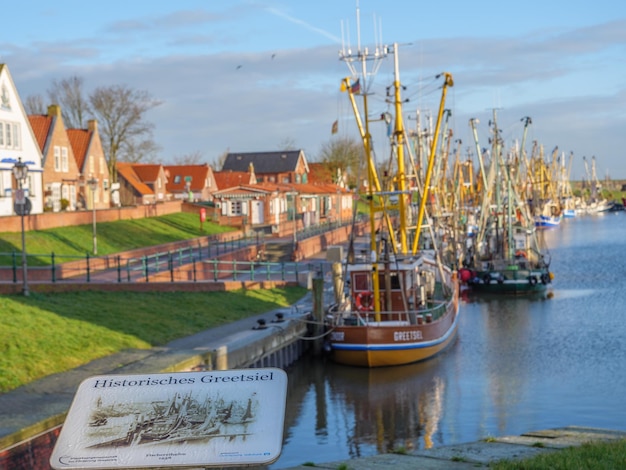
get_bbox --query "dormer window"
[174,175,181,184]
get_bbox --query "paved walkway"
[278,426,626,469]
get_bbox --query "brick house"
[28,105,83,211]
[164,164,217,202]
[66,118,111,210]
[116,162,170,206]
[222,150,309,184]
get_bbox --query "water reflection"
[272,214,626,469]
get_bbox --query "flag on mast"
[331,120,338,134]
[350,78,361,94]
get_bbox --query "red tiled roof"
[308,162,334,184]
[213,170,253,190]
[66,128,91,171]
[164,164,210,192]
[117,162,153,196]
[131,164,162,183]
[27,115,52,152]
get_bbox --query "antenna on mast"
[339,1,388,90]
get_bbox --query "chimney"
[47,104,61,117]
[88,119,97,132]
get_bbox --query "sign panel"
[50,369,287,469]
[199,208,206,223]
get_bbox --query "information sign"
[50,369,287,469]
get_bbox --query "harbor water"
[270,212,626,469]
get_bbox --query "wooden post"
[312,275,325,356]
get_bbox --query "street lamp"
[87,177,98,255]
[288,191,298,259]
[12,158,29,296]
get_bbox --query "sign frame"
[50,369,288,469]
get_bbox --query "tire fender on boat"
[529,276,537,285]
[541,273,550,284]
[354,291,374,312]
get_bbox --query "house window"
[282,176,290,183]
[103,179,109,191]
[61,147,68,172]
[230,200,242,216]
[5,123,11,147]
[0,121,3,146]
[89,155,95,174]
[157,178,162,189]
[11,123,20,149]
[27,174,35,197]
[296,174,301,183]
[100,156,106,174]
[70,185,76,210]
[54,146,61,171]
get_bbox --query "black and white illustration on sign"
[50,369,287,469]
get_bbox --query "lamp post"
[288,191,298,260]
[12,158,29,296]
[87,177,98,255]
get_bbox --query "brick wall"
[1,201,184,233]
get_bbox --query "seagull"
[236,65,242,70]
[271,54,276,60]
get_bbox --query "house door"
[251,200,264,225]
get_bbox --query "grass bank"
[0,286,307,393]
[490,438,626,469]
[0,212,236,265]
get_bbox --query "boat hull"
[462,268,551,296]
[329,289,460,368]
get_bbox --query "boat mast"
[392,42,409,254]
[411,72,454,255]
[339,4,389,319]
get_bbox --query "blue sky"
[2,0,625,180]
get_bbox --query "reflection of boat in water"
[325,357,447,451]
[326,36,459,368]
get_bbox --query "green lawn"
[0,212,236,265]
[0,287,307,393]
[0,212,306,394]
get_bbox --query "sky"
[2,0,626,180]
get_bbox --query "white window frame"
[54,146,61,171]
[230,200,242,216]
[11,123,20,149]
[61,147,68,172]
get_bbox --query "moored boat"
[325,38,459,368]
[459,111,553,296]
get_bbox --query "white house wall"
[0,64,44,216]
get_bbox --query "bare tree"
[171,151,205,165]
[24,94,46,114]
[318,136,363,188]
[123,139,161,163]
[89,85,162,182]
[47,76,89,128]
[277,137,297,151]
[213,148,230,171]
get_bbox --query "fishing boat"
[459,112,553,295]
[325,39,459,368]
